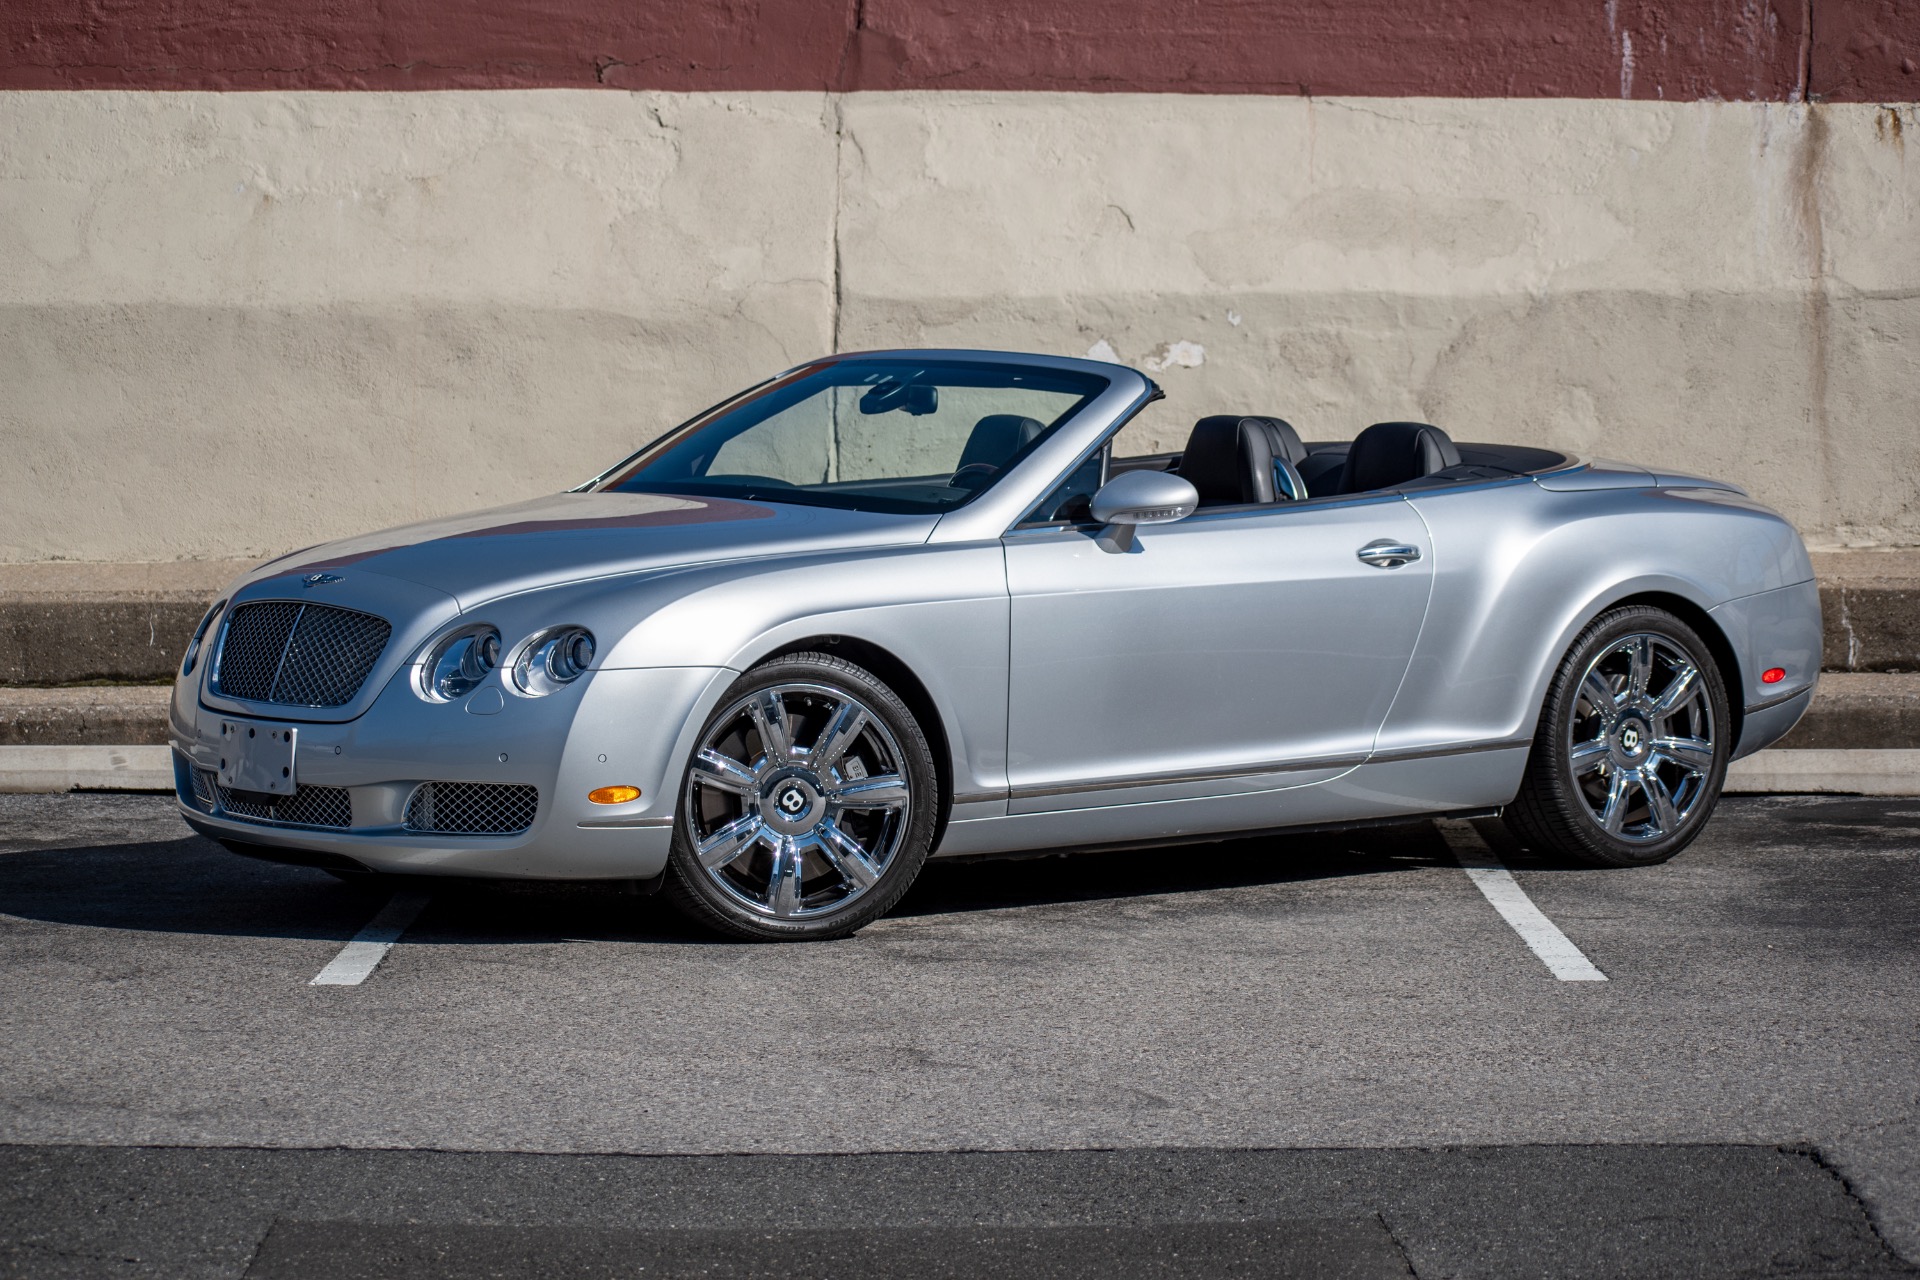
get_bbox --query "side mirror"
[1088,470,1198,551]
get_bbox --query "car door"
[1001,495,1434,814]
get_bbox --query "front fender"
[598,542,1012,814]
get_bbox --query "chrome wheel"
[1567,633,1718,844]
[682,681,913,920]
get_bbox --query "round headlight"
[181,597,227,677]
[512,627,595,696]
[419,624,502,701]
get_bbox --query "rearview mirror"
[858,380,939,416]
[1088,470,1198,550]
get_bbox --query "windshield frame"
[591,356,1114,516]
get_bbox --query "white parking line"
[309,892,430,986]
[1434,820,1608,982]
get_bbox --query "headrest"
[957,414,1045,472]
[1179,416,1306,505]
[1339,421,1461,494]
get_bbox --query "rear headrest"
[1179,416,1306,506]
[1339,421,1461,494]
[957,414,1045,472]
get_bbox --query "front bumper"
[168,664,734,879]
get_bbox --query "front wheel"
[661,652,939,941]
[1506,606,1731,867]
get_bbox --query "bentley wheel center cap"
[761,773,823,834]
[1616,718,1648,758]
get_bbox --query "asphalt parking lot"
[1,792,1916,1278]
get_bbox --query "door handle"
[1357,539,1421,568]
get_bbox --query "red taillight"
[1762,668,1786,684]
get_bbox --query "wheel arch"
[755,633,956,849]
[1534,586,1745,750]
[1503,585,1744,865]
[1600,591,1745,747]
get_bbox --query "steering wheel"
[948,462,1000,491]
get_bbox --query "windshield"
[597,359,1109,514]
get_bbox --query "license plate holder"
[218,722,298,795]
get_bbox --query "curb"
[3,744,1916,797]
[1723,749,1920,796]
[0,685,171,746]
[0,745,172,793]
[1772,673,1920,750]
[0,561,248,686]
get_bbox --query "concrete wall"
[0,91,838,561]
[2,90,1916,560]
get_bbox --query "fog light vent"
[406,782,538,836]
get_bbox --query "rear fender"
[1381,482,1814,772]
[1709,580,1822,757]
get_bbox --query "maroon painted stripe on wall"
[1815,0,1920,99]
[3,0,1914,99]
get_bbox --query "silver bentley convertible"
[170,350,1821,940]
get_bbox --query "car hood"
[246,492,940,609]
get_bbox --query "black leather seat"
[1296,450,1348,495]
[957,414,1045,473]
[1338,421,1461,494]
[1178,415,1308,506]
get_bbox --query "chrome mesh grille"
[272,606,391,706]
[214,602,303,701]
[185,763,218,813]
[214,602,391,707]
[406,782,539,836]
[204,771,353,829]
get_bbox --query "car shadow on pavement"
[0,834,424,942]
[0,831,729,946]
[893,822,1453,918]
[0,811,1463,946]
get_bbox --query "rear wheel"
[661,652,938,941]
[1506,606,1730,867]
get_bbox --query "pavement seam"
[1791,1142,1920,1270]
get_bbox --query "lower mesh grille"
[406,782,539,835]
[185,766,218,813]
[201,771,353,829]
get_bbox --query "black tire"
[661,651,940,941]
[1506,605,1731,868]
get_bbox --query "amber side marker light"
[589,785,642,805]
[1762,668,1787,684]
